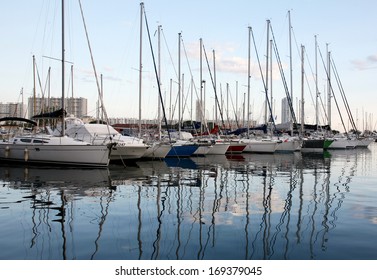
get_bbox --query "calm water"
[0,143,376,260]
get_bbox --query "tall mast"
[202,79,206,130]
[236,80,238,125]
[190,77,193,123]
[327,44,331,129]
[226,82,229,128]
[100,73,104,121]
[213,49,217,125]
[288,10,293,135]
[138,2,144,138]
[247,26,251,135]
[33,55,36,117]
[61,0,65,136]
[47,67,51,112]
[178,32,181,135]
[270,39,273,122]
[20,88,24,118]
[265,20,270,124]
[199,38,203,134]
[169,78,172,122]
[157,24,162,140]
[71,65,74,115]
[315,35,319,129]
[300,45,305,136]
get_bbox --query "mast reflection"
[0,148,363,259]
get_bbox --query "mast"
[71,65,74,116]
[61,0,65,136]
[157,25,162,140]
[202,79,206,130]
[100,73,104,121]
[47,67,51,112]
[33,55,36,117]
[270,39,273,123]
[236,81,238,126]
[300,45,305,136]
[327,44,331,129]
[178,32,181,136]
[138,2,144,138]
[21,88,24,118]
[190,77,193,123]
[247,26,251,135]
[199,38,203,134]
[265,20,270,124]
[243,92,246,127]
[213,49,218,125]
[315,35,319,130]
[288,10,293,135]
[169,78,172,123]
[226,82,229,128]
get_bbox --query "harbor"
[0,1,376,267]
[0,143,376,260]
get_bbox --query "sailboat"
[0,0,111,167]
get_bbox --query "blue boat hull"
[166,144,198,157]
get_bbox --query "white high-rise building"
[0,102,27,118]
[281,97,290,124]
[196,99,203,123]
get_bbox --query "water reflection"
[0,146,376,260]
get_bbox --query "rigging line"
[202,43,226,130]
[34,62,48,114]
[78,0,109,125]
[143,5,171,143]
[317,48,348,133]
[291,27,327,127]
[292,26,319,118]
[225,84,241,129]
[254,25,274,131]
[219,84,231,127]
[272,25,298,128]
[181,81,197,134]
[181,38,210,134]
[303,47,328,126]
[161,29,179,80]
[38,1,55,66]
[330,56,358,132]
[221,84,231,129]
[178,56,200,136]
[181,80,194,129]
[317,91,328,126]
[269,27,297,126]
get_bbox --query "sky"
[1,0,376,132]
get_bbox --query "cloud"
[182,40,258,76]
[76,66,122,83]
[351,53,377,70]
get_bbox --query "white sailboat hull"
[355,138,374,148]
[143,142,171,159]
[241,139,278,153]
[193,145,212,156]
[0,142,110,167]
[276,139,302,152]
[327,138,356,149]
[110,144,148,160]
[207,143,230,155]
